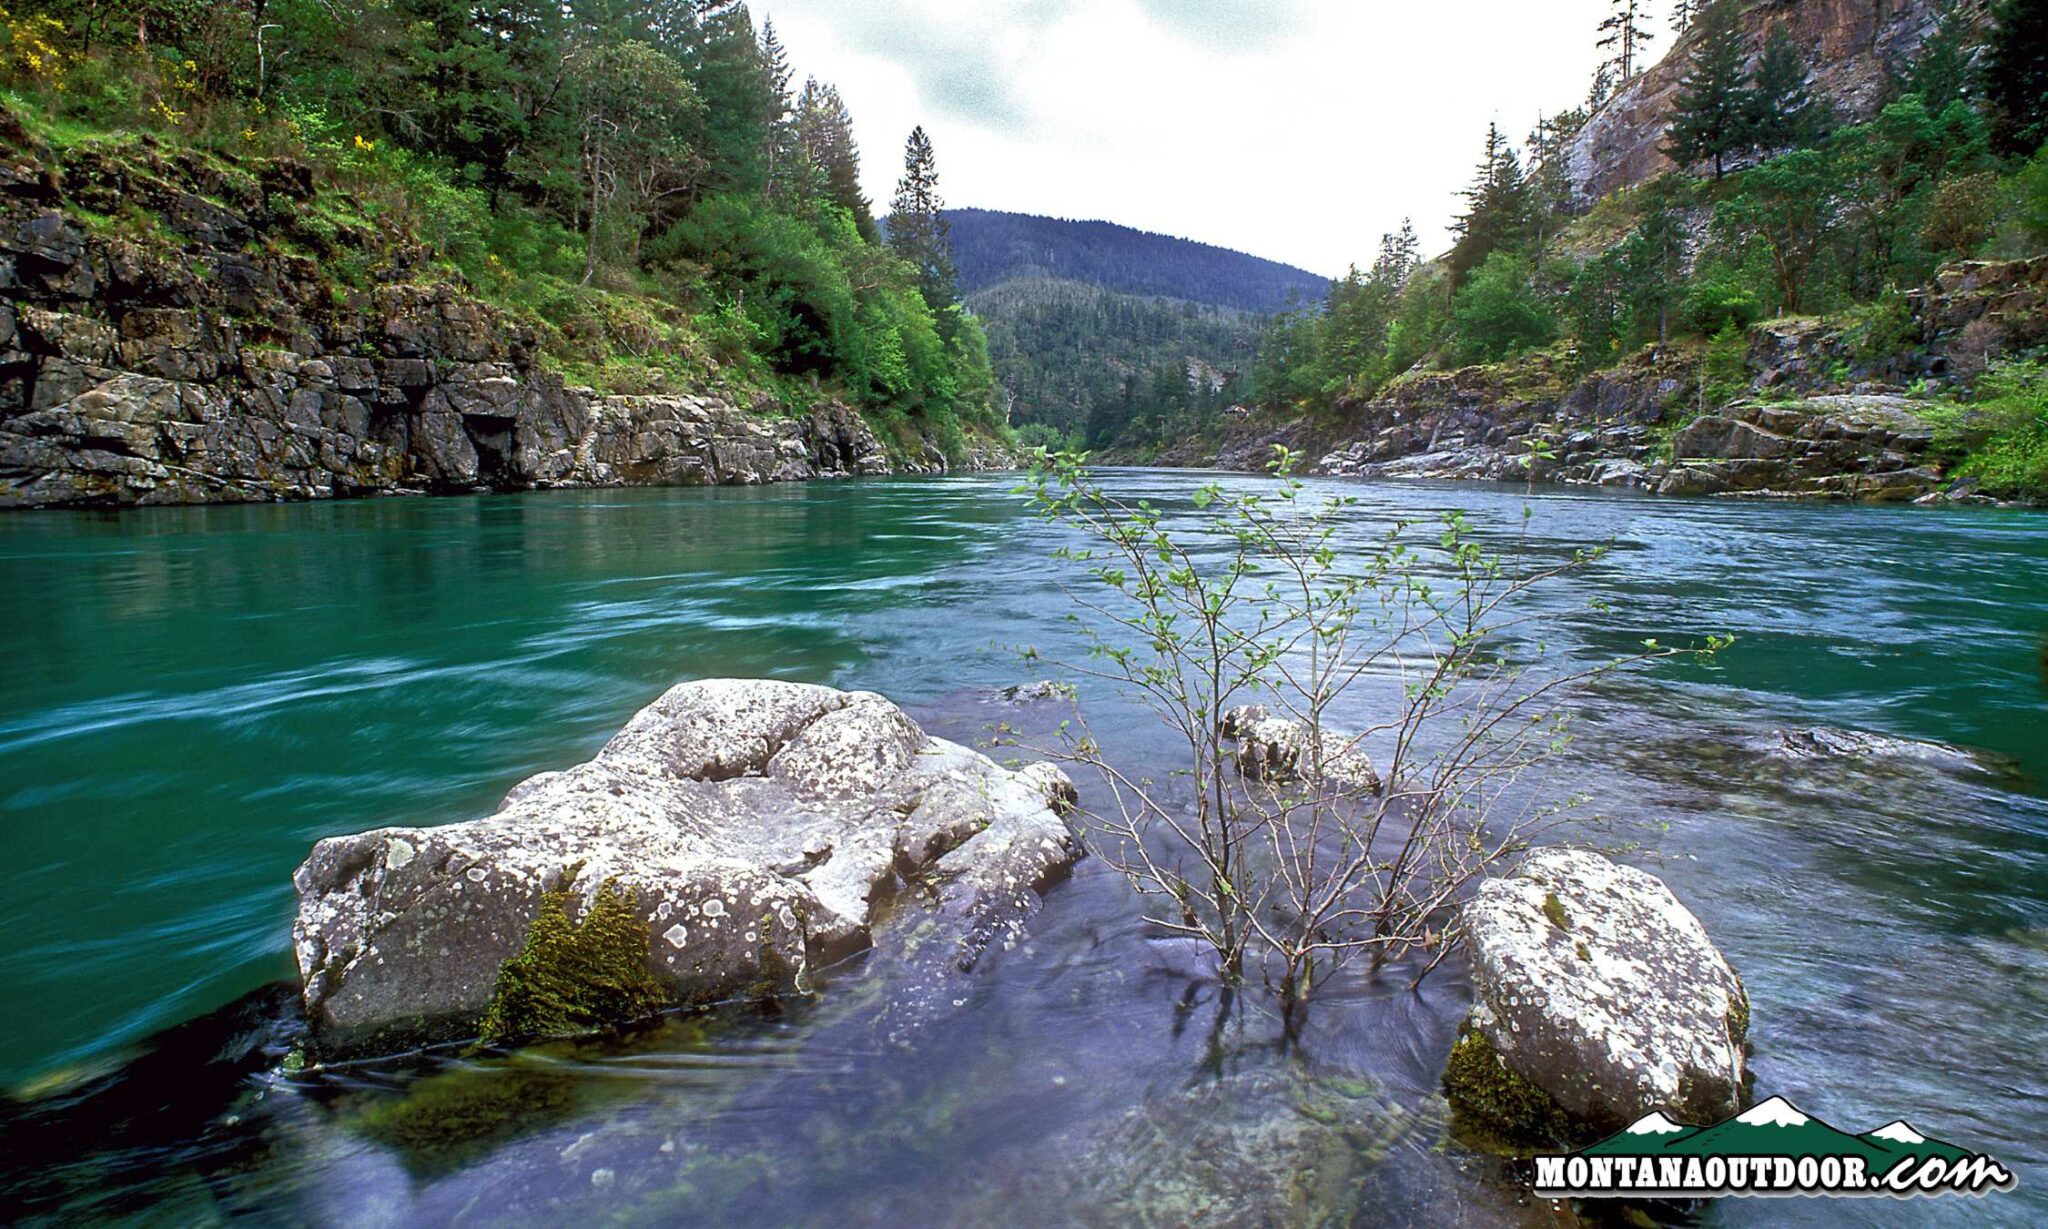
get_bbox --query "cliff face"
[0,128,982,510]
[1567,0,1976,203]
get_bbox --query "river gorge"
[0,471,2043,1225]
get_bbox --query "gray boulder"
[1221,705,1381,793]
[1445,848,1749,1145]
[292,679,1081,1060]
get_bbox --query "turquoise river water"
[0,471,2043,1226]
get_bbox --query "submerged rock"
[1766,726,2001,774]
[292,679,1081,1061]
[1445,848,1748,1146]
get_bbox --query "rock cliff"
[1568,0,1980,204]
[0,128,993,510]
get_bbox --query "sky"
[760,1,1687,278]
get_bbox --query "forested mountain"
[918,209,1321,450]
[971,279,1261,447]
[945,209,1328,314]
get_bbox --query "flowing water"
[0,472,2043,1226]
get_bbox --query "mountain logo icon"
[1534,1096,2017,1199]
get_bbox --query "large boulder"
[292,679,1081,1061]
[1444,848,1749,1146]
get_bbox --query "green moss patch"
[1540,891,1573,932]
[1442,1025,1572,1151]
[475,878,668,1046]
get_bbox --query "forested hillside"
[0,0,1005,464]
[934,209,1323,450]
[1239,0,2048,499]
[972,279,1261,448]
[945,209,1327,314]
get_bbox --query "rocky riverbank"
[1149,257,2045,505]
[0,126,1004,510]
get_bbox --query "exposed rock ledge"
[0,133,1004,509]
[292,679,1081,1061]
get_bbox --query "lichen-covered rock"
[1446,848,1748,1145]
[292,679,1081,1060]
[1223,706,1382,794]
[1658,395,1947,501]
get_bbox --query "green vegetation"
[1441,1027,1572,1148]
[1925,362,2048,499]
[972,277,1261,448]
[1251,1,2048,424]
[0,0,1002,455]
[476,878,668,1046]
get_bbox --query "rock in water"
[1445,848,1749,1145]
[291,679,1081,1060]
[1222,706,1381,793]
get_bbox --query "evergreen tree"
[1671,1,1702,36]
[1904,1,1978,111]
[1746,26,1828,153]
[1982,0,2048,156]
[797,78,877,238]
[1448,123,1534,287]
[682,0,775,196]
[1597,0,1656,82]
[758,18,797,202]
[1663,1,1750,177]
[890,125,959,316]
[1618,182,1687,346]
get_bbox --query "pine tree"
[1982,0,2048,156]
[1597,0,1656,83]
[889,125,959,315]
[1671,1,1702,36]
[797,78,876,239]
[758,19,796,202]
[1904,1,1977,111]
[1746,27,1828,153]
[1449,124,1535,286]
[681,0,776,195]
[1372,220,1420,287]
[1663,1,1749,177]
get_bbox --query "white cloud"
[759,1,1681,276]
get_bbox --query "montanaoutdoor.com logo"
[1534,1097,2018,1200]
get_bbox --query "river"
[1,472,2043,1225]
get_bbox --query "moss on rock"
[475,877,668,1046]
[1441,1024,1572,1150]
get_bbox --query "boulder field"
[291,679,1081,1060]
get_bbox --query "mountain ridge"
[944,208,1329,315]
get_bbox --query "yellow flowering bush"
[1,3,70,92]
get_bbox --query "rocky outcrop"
[1567,0,1977,203]
[1445,848,1750,1145]
[1913,258,2048,366]
[0,130,989,509]
[291,679,1081,1060]
[1656,394,1945,500]
[1167,256,2048,504]
[1305,351,1689,489]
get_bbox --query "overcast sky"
[760,1,1684,278]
